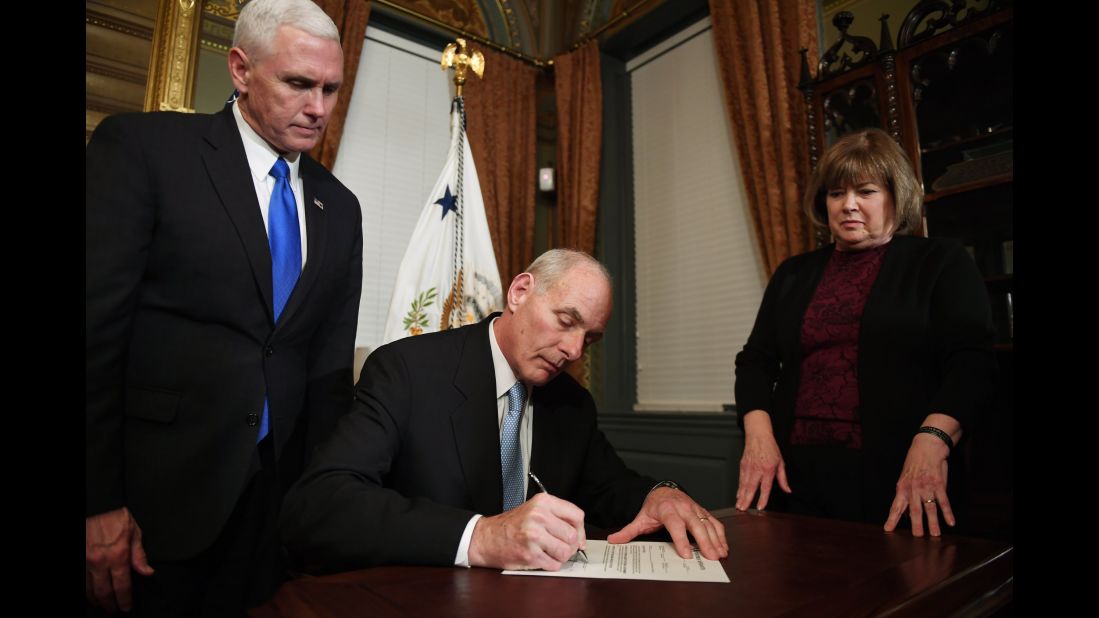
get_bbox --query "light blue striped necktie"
[501,382,526,511]
[258,157,301,443]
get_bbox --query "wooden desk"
[253,508,1013,617]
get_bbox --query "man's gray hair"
[525,249,611,294]
[233,0,340,58]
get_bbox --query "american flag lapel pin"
[314,197,324,210]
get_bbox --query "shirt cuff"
[453,514,482,567]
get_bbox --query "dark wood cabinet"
[799,0,1013,540]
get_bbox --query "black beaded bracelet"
[918,426,954,450]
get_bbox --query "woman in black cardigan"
[733,128,996,536]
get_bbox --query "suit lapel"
[201,108,275,322]
[277,157,328,326]
[450,319,505,514]
[530,383,577,502]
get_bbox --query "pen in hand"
[528,470,588,562]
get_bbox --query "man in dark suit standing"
[85,0,362,614]
[281,249,728,573]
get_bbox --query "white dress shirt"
[232,101,308,265]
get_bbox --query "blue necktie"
[501,382,526,511]
[259,158,301,443]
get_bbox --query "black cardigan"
[734,235,997,517]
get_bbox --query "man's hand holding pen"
[468,493,587,571]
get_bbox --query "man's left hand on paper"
[606,486,729,560]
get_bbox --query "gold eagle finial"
[441,38,485,97]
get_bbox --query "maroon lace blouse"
[790,243,888,449]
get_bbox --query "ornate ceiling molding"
[86,10,154,40]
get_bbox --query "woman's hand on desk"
[735,410,792,512]
[884,414,962,537]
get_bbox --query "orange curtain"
[310,0,371,170]
[553,41,602,255]
[464,48,539,284]
[708,0,817,274]
[553,42,603,388]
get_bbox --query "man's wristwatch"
[649,480,682,495]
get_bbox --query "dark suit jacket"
[86,108,363,561]
[734,235,997,519]
[281,315,654,573]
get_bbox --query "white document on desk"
[502,540,729,583]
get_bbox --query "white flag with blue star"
[382,98,503,344]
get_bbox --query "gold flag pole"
[440,38,485,97]
[436,38,485,331]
